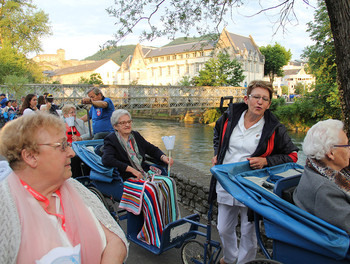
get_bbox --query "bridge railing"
[0,84,245,110]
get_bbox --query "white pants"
[217,203,257,264]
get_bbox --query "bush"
[202,108,221,124]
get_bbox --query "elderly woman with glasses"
[102,109,179,248]
[0,112,128,263]
[210,80,299,264]
[102,109,173,181]
[294,119,350,233]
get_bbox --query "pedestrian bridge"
[0,84,245,110]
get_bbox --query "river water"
[132,118,307,174]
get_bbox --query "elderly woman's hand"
[161,155,174,167]
[126,166,143,180]
[247,157,267,170]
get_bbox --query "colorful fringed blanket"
[119,176,180,247]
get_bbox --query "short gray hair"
[61,104,76,116]
[88,87,102,96]
[303,119,344,160]
[110,109,131,127]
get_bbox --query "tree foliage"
[301,0,341,120]
[259,43,292,83]
[106,0,311,43]
[192,52,244,86]
[0,44,43,84]
[0,0,51,54]
[79,73,104,85]
[302,0,336,86]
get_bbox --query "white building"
[117,29,265,86]
[272,61,316,95]
[51,59,120,85]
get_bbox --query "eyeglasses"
[118,120,133,126]
[249,94,270,102]
[38,140,70,152]
[333,144,350,149]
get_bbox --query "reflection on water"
[133,118,306,174]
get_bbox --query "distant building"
[50,59,120,85]
[32,49,95,71]
[117,28,265,86]
[270,61,316,95]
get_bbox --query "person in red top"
[62,104,90,143]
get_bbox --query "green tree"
[301,0,341,120]
[79,73,103,85]
[293,82,306,95]
[281,85,288,95]
[259,43,292,83]
[192,52,244,86]
[177,75,192,86]
[4,74,29,99]
[0,44,44,84]
[0,0,51,54]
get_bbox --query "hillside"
[84,45,136,65]
[84,35,218,64]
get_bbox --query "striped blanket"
[119,176,180,247]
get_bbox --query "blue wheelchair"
[71,140,212,257]
[211,161,350,264]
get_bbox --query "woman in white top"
[19,94,38,116]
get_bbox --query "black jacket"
[102,131,165,181]
[209,102,299,201]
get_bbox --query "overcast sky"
[31,0,318,61]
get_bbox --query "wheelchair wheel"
[88,186,109,210]
[181,239,210,264]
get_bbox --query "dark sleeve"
[266,125,299,167]
[213,115,225,155]
[133,131,164,161]
[314,185,350,234]
[101,135,129,173]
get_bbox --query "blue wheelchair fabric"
[210,161,350,260]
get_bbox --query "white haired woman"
[102,109,179,248]
[294,119,350,233]
[0,112,128,263]
[102,109,173,180]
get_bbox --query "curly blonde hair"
[0,112,65,170]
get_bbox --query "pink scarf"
[8,173,103,263]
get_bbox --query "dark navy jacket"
[102,131,165,181]
[209,102,299,202]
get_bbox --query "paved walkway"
[120,203,266,263]
[120,204,223,264]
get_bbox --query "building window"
[159,67,162,76]
[177,65,180,75]
[200,51,204,57]
[186,54,190,58]
[186,64,189,74]
[256,63,259,73]
[196,63,200,73]
[173,55,176,60]
[167,56,170,61]
[168,66,171,75]
[179,54,183,59]
[155,58,158,62]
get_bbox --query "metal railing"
[0,84,245,110]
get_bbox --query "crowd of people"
[0,81,350,263]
